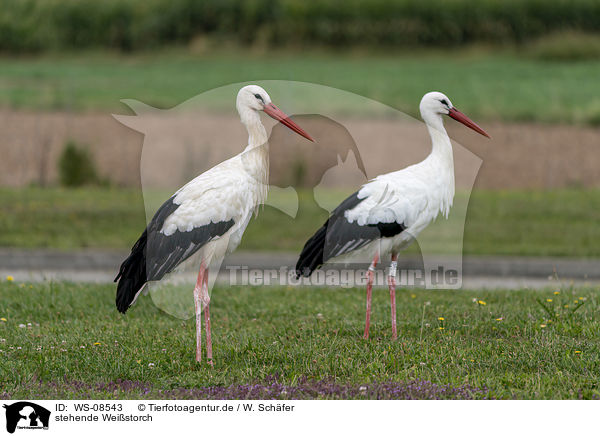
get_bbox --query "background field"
[1,51,600,124]
[2,187,600,257]
[1,282,597,400]
[0,49,599,256]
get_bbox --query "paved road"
[1,249,599,290]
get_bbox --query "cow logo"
[2,402,50,433]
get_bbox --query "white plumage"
[115,84,313,365]
[162,149,268,248]
[296,91,489,340]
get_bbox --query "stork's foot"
[194,356,213,366]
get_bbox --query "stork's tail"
[115,230,148,313]
[295,222,328,278]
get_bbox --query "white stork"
[295,92,489,340]
[115,85,313,364]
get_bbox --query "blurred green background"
[2,0,600,53]
[0,0,599,256]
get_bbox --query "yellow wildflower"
[0,318,6,322]
[477,300,486,305]
[553,291,560,295]
[546,299,553,302]
[6,276,14,282]
[93,342,101,346]
[410,294,416,299]
[495,318,503,321]
[574,350,582,354]
[438,317,445,321]
[438,327,444,330]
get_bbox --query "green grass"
[1,187,600,257]
[0,187,145,250]
[462,189,600,257]
[1,50,600,124]
[0,281,598,399]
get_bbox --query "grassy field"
[0,188,144,250]
[1,187,600,257]
[1,51,600,124]
[0,281,598,399]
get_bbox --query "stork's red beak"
[447,107,490,138]
[263,103,314,142]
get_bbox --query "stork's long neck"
[423,112,455,216]
[239,108,270,205]
[425,119,453,163]
[240,108,268,150]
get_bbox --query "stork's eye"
[254,94,264,103]
[440,99,449,106]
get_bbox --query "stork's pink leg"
[363,253,379,340]
[201,268,213,366]
[388,254,398,340]
[193,262,207,363]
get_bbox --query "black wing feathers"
[115,197,234,313]
[295,192,406,277]
[115,229,148,313]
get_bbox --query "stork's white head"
[420,91,454,117]
[420,91,490,138]
[237,85,272,113]
[236,85,313,142]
